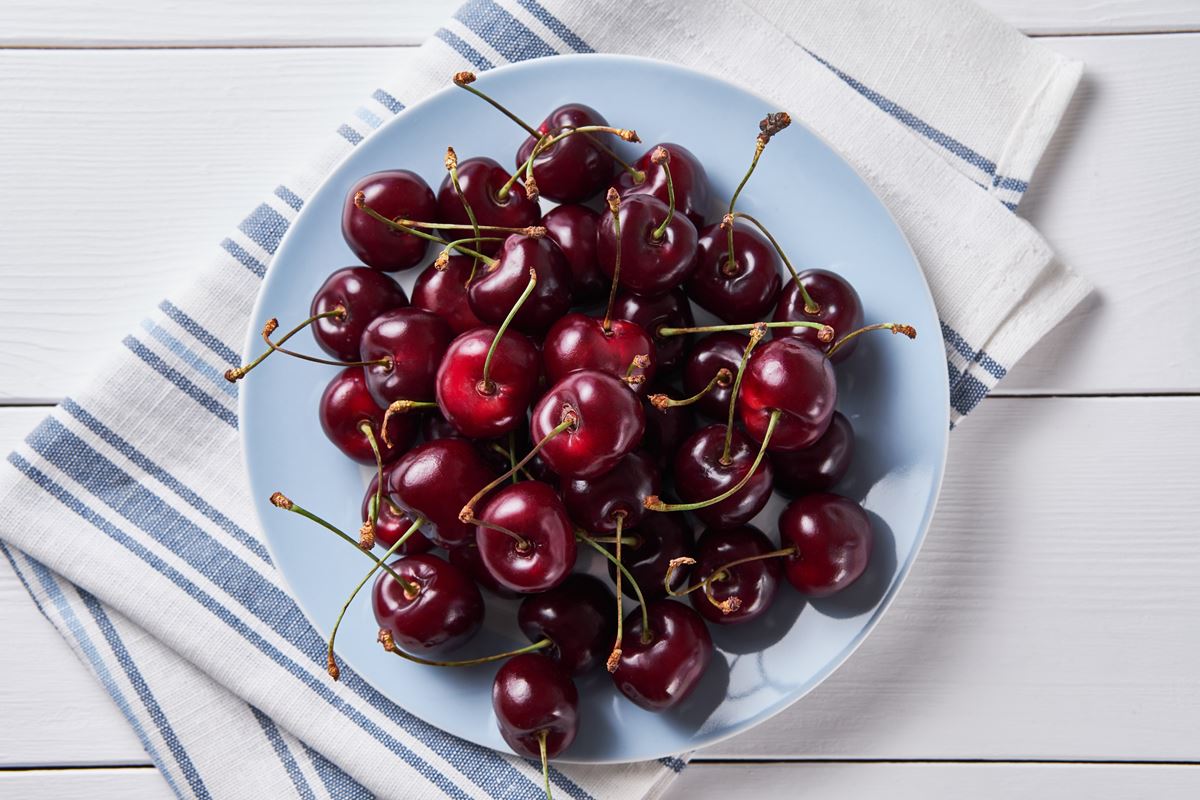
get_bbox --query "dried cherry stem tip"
[826,322,917,359]
[459,410,578,521]
[379,627,553,666]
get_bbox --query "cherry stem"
[325,515,425,680]
[260,319,391,371]
[358,422,384,549]
[646,409,781,513]
[649,368,732,411]
[611,513,625,671]
[507,429,519,484]
[601,187,622,333]
[507,126,642,203]
[460,412,578,521]
[465,515,532,553]
[225,307,346,382]
[481,268,537,392]
[380,401,438,448]
[445,147,484,284]
[574,529,652,649]
[379,627,553,666]
[722,324,767,464]
[271,493,422,594]
[539,730,553,800]
[586,535,640,546]
[650,148,675,241]
[657,320,833,338]
[579,131,645,183]
[353,192,495,265]
[488,441,535,483]
[453,73,540,138]
[725,138,767,273]
[727,211,819,314]
[395,219,544,236]
[825,322,917,359]
[666,546,797,615]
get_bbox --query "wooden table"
[1,1,1197,797]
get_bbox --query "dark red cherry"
[683,332,748,420]
[420,412,465,441]
[542,204,605,305]
[310,267,409,361]
[740,338,837,451]
[674,424,774,530]
[689,525,782,625]
[516,103,614,203]
[319,368,415,465]
[612,288,694,372]
[611,599,713,711]
[518,574,615,675]
[542,313,656,394]
[608,511,695,601]
[493,654,578,759]
[773,269,864,362]
[436,157,540,255]
[363,470,433,553]
[596,193,698,297]
[615,142,711,228]
[771,411,854,497]
[435,326,540,439]
[447,542,520,599]
[530,370,645,480]
[411,255,484,335]
[780,493,873,596]
[476,481,576,593]
[359,307,453,408]
[342,170,437,271]
[388,438,496,548]
[642,387,697,471]
[561,450,659,533]
[687,222,782,323]
[467,236,572,335]
[372,552,484,652]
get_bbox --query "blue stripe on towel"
[158,300,241,367]
[123,336,239,429]
[252,707,318,800]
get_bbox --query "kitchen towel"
[0,0,1090,798]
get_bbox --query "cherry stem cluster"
[574,529,652,656]
[353,192,496,266]
[664,546,797,614]
[459,412,578,522]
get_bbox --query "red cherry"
[387,438,496,548]
[687,222,782,323]
[542,313,656,394]
[642,385,697,471]
[771,411,855,497]
[683,332,748,420]
[447,542,520,599]
[610,600,713,711]
[596,193,698,297]
[615,142,710,228]
[542,204,605,305]
[530,370,645,480]
[739,338,837,451]
[362,470,433,553]
[319,368,415,465]
[411,255,485,334]
[561,450,659,534]
[612,288,695,372]
[435,326,540,439]
[515,103,615,203]
[672,423,774,530]
[436,157,539,255]
[518,574,616,675]
[772,269,864,362]
[688,525,782,625]
[467,236,572,335]
[780,493,873,596]
[342,170,437,271]
[309,267,409,361]
[607,511,695,601]
[359,307,453,408]
[372,552,484,652]
[492,654,578,758]
[475,481,577,593]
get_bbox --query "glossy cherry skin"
[562,450,659,533]
[615,142,711,228]
[342,170,437,271]
[516,103,614,203]
[542,313,657,394]
[611,600,713,711]
[362,470,433,553]
[683,332,748,420]
[359,307,453,408]
[447,542,520,599]
[387,438,496,548]
[531,370,645,480]
[772,269,864,362]
[542,204,605,305]
[687,223,782,323]
[372,553,484,653]
[780,493,873,597]
[518,574,615,675]
[612,288,695,373]
[476,481,576,593]
[596,193,698,297]
[771,411,855,497]
[493,654,579,759]
[643,388,696,471]
[689,525,782,625]
[467,236,572,335]
[740,338,837,451]
[674,424,774,530]
[411,255,484,335]
[319,368,415,465]
[608,511,695,601]
[436,157,540,256]
[435,326,540,439]
[310,267,409,361]
[420,411,466,441]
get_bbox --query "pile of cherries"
[233,72,914,796]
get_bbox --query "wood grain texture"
[1,397,1196,766]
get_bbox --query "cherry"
[771,410,855,497]
[607,511,695,601]
[420,411,466,441]
[492,653,579,769]
[610,599,713,711]
[372,552,484,652]
[687,222,782,323]
[541,313,656,394]
[411,255,484,334]
[387,438,496,548]
[518,574,615,675]
[447,542,520,599]
[596,192,697,298]
[772,269,864,362]
[561,450,659,534]
[474,481,576,593]
[515,103,615,203]
[612,288,695,373]
[682,332,748,420]
[685,525,782,624]
[541,204,605,305]
[342,170,438,271]
[467,236,572,335]
[779,493,873,597]
[308,267,409,361]
[359,307,453,408]
[319,368,415,465]
[530,370,645,480]
[642,387,696,471]
[362,470,433,553]
[436,156,539,254]
[435,326,540,439]
[615,142,710,228]
[739,337,837,451]
[671,423,774,530]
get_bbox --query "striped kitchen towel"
[0,1,1089,798]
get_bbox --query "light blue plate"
[241,54,949,763]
